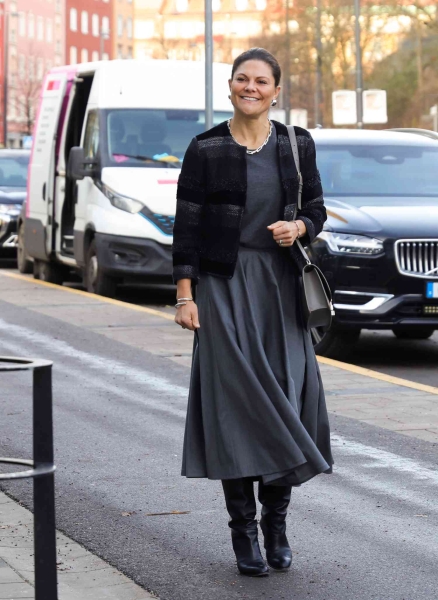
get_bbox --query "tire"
[392,327,435,340]
[85,239,117,297]
[34,259,65,285]
[311,325,361,357]
[17,223,33,274]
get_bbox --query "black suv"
[309,129,438,356]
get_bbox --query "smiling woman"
[172,48,333,578]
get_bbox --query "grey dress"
[181,128,333,487]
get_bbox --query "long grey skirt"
[181,246,333,487]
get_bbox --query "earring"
[271,99,277,107]
[228,94,231,99]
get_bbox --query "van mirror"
[67,147,98,180]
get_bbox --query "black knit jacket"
[172,120,326,283]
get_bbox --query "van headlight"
[99,182,143,214]
[318,231,384,255]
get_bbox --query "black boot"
[258,482,292,571]
[222,478,269,577]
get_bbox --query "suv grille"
[395,239,438,279]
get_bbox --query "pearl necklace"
[227,119,272,155]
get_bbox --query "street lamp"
[100,27,110,60]
[205,0,213,130]
[1,3,19,147]
[284,0,290,125]
[314,0,323,127]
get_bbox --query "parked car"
[309,129,438,356]
[0,149,30,264]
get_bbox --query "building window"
[127,46,133,59]
[135,20,154,39]
[102,52,109,61]
[28,56,35,81]
[19,54,25,79]
[37,58,44,80]
[46,18,53,43]
[56,0,62,14]
[81,11,88,34]
[70,8,77,32]
[235,0,248,10]
[70,46,77,65]
[18,12,26,36]
[37,16,44,40]
[117,15,123,38]
[81,49,88,63]
[92,15,99,37]
[92,51,99,62]
[117,44,123,59]
[28,13,34,38]
[56,40,61,54]
[126,17,133,39]
[102,17,110,36]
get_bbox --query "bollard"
[0,356,58,600]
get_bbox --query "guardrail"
[0,356,58,600]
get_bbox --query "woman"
[173,48,333,577]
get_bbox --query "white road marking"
[0,318,188,400]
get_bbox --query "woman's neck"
[230,113,270,149]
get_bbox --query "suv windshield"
[104,109,233,168]
[0,154,30,188]
[316,144,438,197]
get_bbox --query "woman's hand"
[175,301,201,331]
[267,220,307,247]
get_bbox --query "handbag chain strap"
[287,125,310,265]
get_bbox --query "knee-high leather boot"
[258,481,292,571]
[222,478,269,577]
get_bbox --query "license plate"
[426,281,438,298]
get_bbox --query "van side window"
[83,111,100,159]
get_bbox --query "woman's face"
[229,60,280,119]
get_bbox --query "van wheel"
[311,325,361,358]
[392,327,434,340]
[85,240,117,297]
[34,259,65,285]
[17,223,33,274]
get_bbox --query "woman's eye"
[259,81,267,85]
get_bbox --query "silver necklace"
[227,119,272,155]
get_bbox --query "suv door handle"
[42,183,46,201]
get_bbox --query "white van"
[23,60,232,296]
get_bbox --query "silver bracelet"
[175,301,187,308]
[293,221,302,238]
[177,297,193,302]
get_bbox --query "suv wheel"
[17,223,33,274]
[311,325,361,357]
[392,327,434,340]
[85,239,117,297]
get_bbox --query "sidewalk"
[0,491,157,600]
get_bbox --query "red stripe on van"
[157,179,178,184]
[47,80,61,91]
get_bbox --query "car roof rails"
[386,128,438,140]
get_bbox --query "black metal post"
[315,0,323,127]
[284,0,291,125]
[33,364,58,600]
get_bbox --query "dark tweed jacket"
[172,120,326,283]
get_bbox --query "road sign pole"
[205,0,213,131]
[354,0,363,129]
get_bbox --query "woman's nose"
[245,82,256,92]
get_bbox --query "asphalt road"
[0,300,437,600]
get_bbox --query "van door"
[25,72,70,260]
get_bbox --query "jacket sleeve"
[296,131,326,245]
[172,137,206,284]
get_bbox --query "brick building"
[1,0,64,147]
[66,0,114,64]
[113,0,134,59]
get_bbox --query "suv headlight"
[99,182,143,214]
[318,231,384,255]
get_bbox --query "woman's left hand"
[267,220,306,247]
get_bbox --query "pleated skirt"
[181,246,333,486]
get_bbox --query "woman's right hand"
[175,301,201,331]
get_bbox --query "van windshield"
[103,109,233,168]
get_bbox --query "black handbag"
[287,125,334,330]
